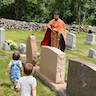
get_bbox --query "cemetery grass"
[6,29,96,64]
[0,56,55,96]
[65,32,96,64]
[0,29,55,96]
[0,29,96,96]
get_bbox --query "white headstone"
[88,48,96,58]
[86,33,95,45]
[2,42,11,51]
[66,32,76,49]
[18,43,26,54]
[0,27,5,45]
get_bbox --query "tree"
[15,0,26,20]
[0,0,96,25]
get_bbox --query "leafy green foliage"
[6,40,18,50]
[0,0,96,25]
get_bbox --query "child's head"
[12,51,20,60]
[24,63,33,75]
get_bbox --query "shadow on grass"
[0,82,11,88]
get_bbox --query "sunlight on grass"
[0,29,96,96]
[0,29,55,96]
[6,29,96,64]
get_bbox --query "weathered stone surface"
[2,42,10,50]
[88,26,96,33]
[85,33,95,45]
[40,46,66,83]
[0,18,42,30]
[33,65,67,96]
[67,59,96,96]
[88,48,96,58]
[1,18,96,33]
[26,35,37,64]
[18,43,26,54]
[0,27,5,45]
[66,32,76,49]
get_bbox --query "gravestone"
[88,26,96,33]
[2,42,10,50]
[18,43,26,54]
[0,27,5,45]
[67,59,96,96]
[26,35,37,64]
[85,33,95,45]
[40,46,66,83]
[66,32,76,50]
[88,48,96,58]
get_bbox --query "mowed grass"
[0,55,55,96]
[0,29,55,96]
[6,29,44,51]
[65,32,96,64]
[0,29,96,96]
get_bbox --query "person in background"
[8,51,23,89]
[16,63,37,96]
[41,11,68,51]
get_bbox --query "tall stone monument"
[26,35,37,64]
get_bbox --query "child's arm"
[32,87,36,96]
[32,78,37,96]
[20,67,23,76]
[19,61,23,75]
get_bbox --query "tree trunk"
[15,0,25,20]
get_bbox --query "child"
[16,63,37,96]
[8,51,22,88]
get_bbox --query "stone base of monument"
[66,46,76,50]
[33,65,67,96]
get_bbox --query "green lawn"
[0,29,55,96]
[0,29,96,96]
[65,32,96,64]
[0,55,55,96]
[6,29,96,64]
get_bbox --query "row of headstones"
[25,35,96,83]
[66,32,96,50]
[66,32,96,58]
[0,27,26,54]
[0,27,96,58]
[0,27,95,48]
[2,42,26,53]
[35,46,96,96]
[67,32,96,58]
[20,34,96,96]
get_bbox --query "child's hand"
[15,85,20,92]
[15,87,19,92]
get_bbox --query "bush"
[5,40,18,50]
